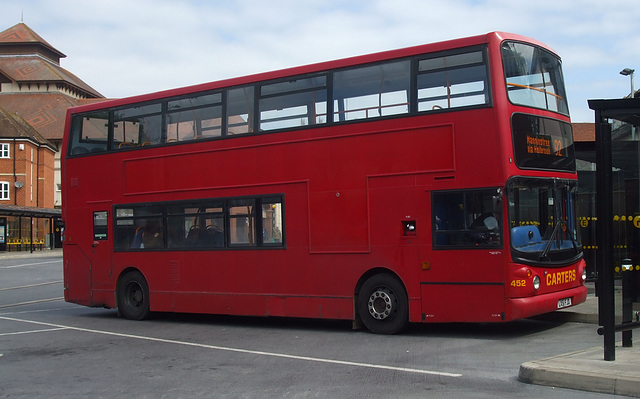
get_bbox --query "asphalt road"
[0,253,620,398]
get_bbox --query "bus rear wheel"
[117,270,150,320]
[357,273,408,334]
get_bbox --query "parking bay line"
[0,315,462,378]
[1,260,62,269]
[0,297,65,309]
[0,281,63,291]
[0,327,68,337]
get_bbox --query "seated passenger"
[132,220,162,249]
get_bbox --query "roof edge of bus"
[491,31,559,55]
[67,31,551,114]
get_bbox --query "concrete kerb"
[0,248,62,260]
[522,284,640,397]
[519,343,640,397]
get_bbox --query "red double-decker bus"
[62,32,587,334]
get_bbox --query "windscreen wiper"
[539,219,564,261]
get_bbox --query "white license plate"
[557,298,572,309]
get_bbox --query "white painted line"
[0,327,68,337]
[0,306,71,316]
[0,315,462,378]
[1,260,62,269]
[0,281,63,291]
[0,297,65,309]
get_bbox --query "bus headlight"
[532,275,541,291]
[582,268,587,282]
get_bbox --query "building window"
[0,182,10,200]
[0,143,9,158]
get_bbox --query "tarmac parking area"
[0,253,629,398]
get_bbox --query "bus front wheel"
[357,273,408,334]
[117,271,150,320]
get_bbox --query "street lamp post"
[620,67,635,97]
[620,68,636,139]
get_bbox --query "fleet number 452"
[511,279,526,287]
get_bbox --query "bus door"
[89,208,113,287]
[64,206,112,306]
[426,188,506,322]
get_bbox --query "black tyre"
[357,273,408,334]
[117,270,150,320]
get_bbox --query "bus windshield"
[501,41,568,115]
[508,177,581,265]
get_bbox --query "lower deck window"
[114,196,284,251]
[432,188,502,248]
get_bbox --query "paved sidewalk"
[519,343,639,397]
[521,288,640,397]
[3,249,639,396]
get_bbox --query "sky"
[2,0,639,122]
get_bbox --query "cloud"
[3,0,640,121]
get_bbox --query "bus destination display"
[512,113,575,171]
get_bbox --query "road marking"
[0,307,71,316]
[0,315,462,378]
[0,281,63,291]
[0,327,68,337]
[0,297,65,309]
[1,260,62,269]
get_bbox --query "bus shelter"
[588,97,640,361]
[0,205,62,252]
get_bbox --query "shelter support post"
[595,120,615,361]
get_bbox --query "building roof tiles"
[0,105,55,150]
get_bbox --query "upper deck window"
[502,42,568,115]
[259,76,327,131]
[69,111,109,155]
[113,103,163,149]
[66,43,496,158]
[333,60,410,122]
[227,86,255,135]
[417,49,489,112]
[167,93,223,142]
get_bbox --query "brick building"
[0,22,105,250]
[0,107,55,207]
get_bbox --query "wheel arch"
[115,267,150,320]
[354,267,407,315]
[355,268,404,295]
[354,267,410,334]
[114,266,145,305]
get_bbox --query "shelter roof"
[589,98,640,127]
[0,204,60,218]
